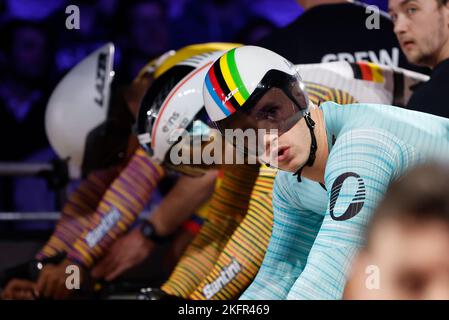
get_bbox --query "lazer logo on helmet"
[224,88,239,104]
[94,52,109,107]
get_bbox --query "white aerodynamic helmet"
[203,45,316,179]
[203,45,309,123]
[45,43,133,178]
[136,50,227,176]
[203,45,312,152]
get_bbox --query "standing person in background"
[389,0,449,117]
[116,0,171,84]
[52,0,118,76]
[0,19,55,212]
[258,0,416,69]
[170,0,249,47]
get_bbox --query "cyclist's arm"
[66,148,165,268]
[287,129,405,299]
[189,167,276,300]
[35,167,120,260]
[240,172,323,300]
[148,170,218,237]
[162,166,259,298]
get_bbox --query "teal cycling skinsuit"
[241,101,449,300]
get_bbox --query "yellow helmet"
[136,42,241,80]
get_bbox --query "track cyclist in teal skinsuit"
[202,45,449,300]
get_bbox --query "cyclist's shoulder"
[328,126,409,159]
[274,172,326,208]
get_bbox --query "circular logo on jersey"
[329,172,366,221]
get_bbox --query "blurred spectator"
[116,0,171,83]
[257,0,417,70]
[0,19,55,211]
[171,0,250,47]
[235,17,276,45]
[389,0,449,118]
[344,163,449,300]
[52,0,118,75]
[244,0,301,27]
[0,19,55,160]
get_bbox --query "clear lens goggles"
[214,70,309,156]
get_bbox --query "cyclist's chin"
[277,154,304,173]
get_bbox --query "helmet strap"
[293,112,317,182]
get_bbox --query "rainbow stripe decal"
[205,48,251,116]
